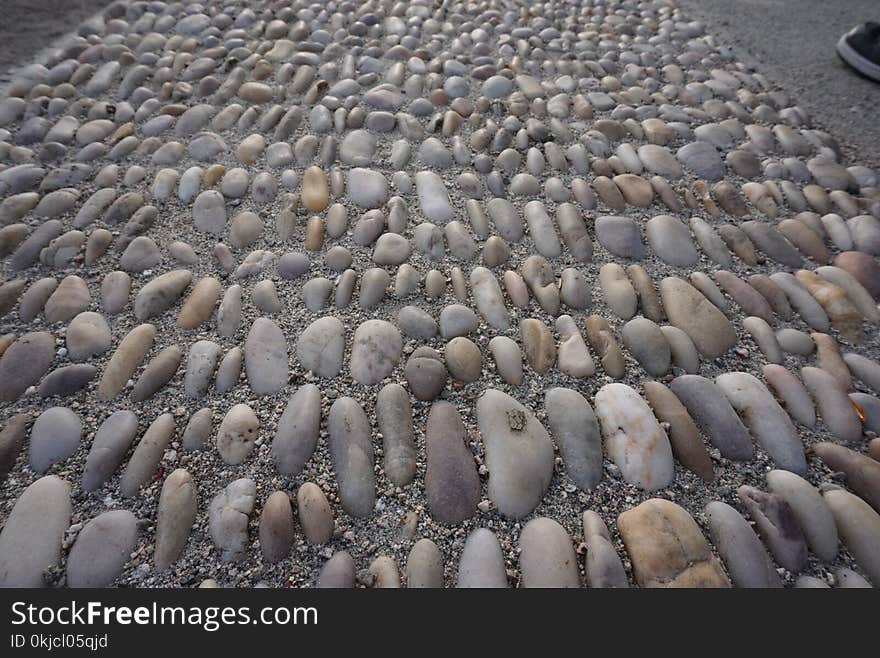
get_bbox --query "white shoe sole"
[836,34,880,81]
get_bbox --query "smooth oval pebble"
[477,389,553,519]
[67,510,137,588]
[0,475,71,587]
[328,397,376,518]
[519,517,579,588]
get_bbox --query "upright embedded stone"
[737,485,808,572]
[824,489,880,584]
[705,501,782,588]
[406,539,444,588]
[476,389,554,519]
[519,518,580,588]
[296,316,344,378]
[377,384,417,487]
[0,331,54,401]
[328,398,376,518]
[183,340,221,398]
[425,401,479,524]
[767,468,839,561]
[715,372,807,474]
[812,443,880,515]
[273,385,321,476]
[216,404,259,465]
[192,190,227,235]
[119,413,175,496]
[29,406,81,473]
[415,171,453,222]
[177,277,222,329]
[66,312,111,361]
[98,324,156,400]
[244,318,288,394]
[81,411,139,491]
[660,277,736,358]
[209,478,256,562]
[67,510,137,588]
[643,382,714,481]
[298,482,334,545]
[317,552,355,588]
[669,375,754,460]
[0,476,71,587]
[349,320,402,385]
[582,512,629,588]
[131,345,182,402]
[155,469,198,571]
[259,491,294,564]
[457,529,508,588]
[347,168,388,208]
[544,388,603,490]
[302,166,329,212]
[134,270,193,320]
[0,414,29,484]
[470,267,511,330]
[618,498,730,588]
[44,276,90,323]
[594,383,674,491]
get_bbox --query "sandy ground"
[0,0,114,84]
[680,0,880,169]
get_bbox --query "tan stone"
[618,498,730,588]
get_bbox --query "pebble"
[350,320,402,385]
[404,348,447,401]
[0,475,70,587]
[425,401,480,524]
[120,413,175,497]
[595,215,645,259]
[477,389,553,519]
[520,319,556,374]
[415,171,453,222]
[98,324,156,400]
[618,498,730,588]
[660,277,736,358]
[715,372,807,475]
[622,317,671,377]
[134,269,192,320]
[519,518,580,588]
[67,510,137,588]
[244,318,288,395]
[812,442,880,515]
[0,414,28,484]
[376,384,416,487]
[766,469,839,561]
[297,482,334,545]
[705,501,782,588]
[268,384,322,477]
[585,315,626,379]
[545,388,603,490]
[216,403,259,466]
[800,366,862,443]
[670,375,754,461]
[824,489,880,584]
[208,478,256,563]
[643,382,714,481]
[131,345,182,403]
[317,552,355,588]
[458,528,508,588]
[555,314,595,378]
[44,275,90,323]
[328,398,376,518]
[259,492,293,564]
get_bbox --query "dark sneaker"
[837,22,880,81]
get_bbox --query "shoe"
[836,22,880,81]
